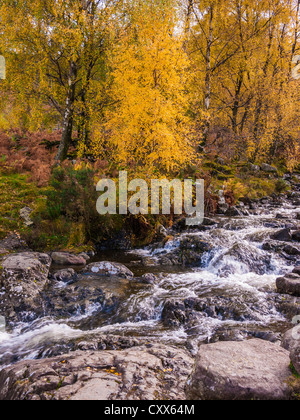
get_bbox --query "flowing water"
[0,189,299,367]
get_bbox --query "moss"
[0,171,47,240]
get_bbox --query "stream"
[0,183,299,367]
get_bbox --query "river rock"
[293,267,300,275]
[0,252,51,324]
[292,230,300,242]
[271,228,292,242]
[83,261,134,279]
[224,206,241,217]
[139,273,157,284]
[276,273,300,296]
[186,339,293,400]
[217,203,229,215]
[51,268,77,284]
[51,252,86,266]
[282,328,300,352]
[0,344,194,401]
[283,245,300,255]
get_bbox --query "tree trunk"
[55,61,77,162]
[201,5,214,148]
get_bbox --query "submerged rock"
[0,344,193,401]
[186,339,293,400]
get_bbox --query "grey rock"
[83,261,134,279]
[51,252,86,266]
[0,233,28,252]
[293,267,300,275]
[249,164,260,172]
[292,230,300,242]
[271,228,292,242]
[261,163,278,174]
[276,273,300,296]
[283,245,300,255]
[282,328,300,352]
[225,206,241,217]
[186,339,293,400]
[0,345,194,401]
[139,273,157,284]
[0,252,52,324]
[51,268,77,283]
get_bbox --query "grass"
[0,171,47,240]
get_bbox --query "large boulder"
[0,252,51,324]
[0,344,193,401]
[276,273,300,296]
[186,339,293,400]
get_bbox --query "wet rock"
[139,273,157,284]
[224,206,241,217]
[0,345,194,400]
[161,300,187,328]
[271,228,292,242]
[51,252,86,266]
[51,268,77,284]
[283,245,300,256]
[186,339,292,400]
[275,294,300,320]
[292,230,300,242]
[282,328,300,352]
[276,273,300,296]
[83,261,134,279]
[217,203,229,215]
[213,243,271,275]
[0,252,52,324]
[202,218,217,227]
[42,281,108,320]
[293,267,300,275]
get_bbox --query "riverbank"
[0,174,300,399]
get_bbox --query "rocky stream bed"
[0,174,300,400]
